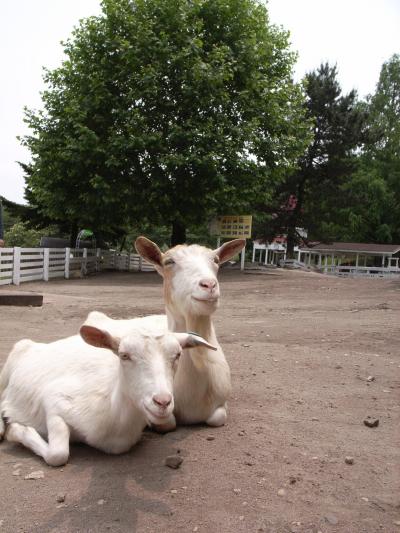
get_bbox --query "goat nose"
[152,393,172,408]
[199,278,217,291]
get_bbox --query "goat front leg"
[206,405,227,427]
[6,415,70,467]
[46,415,70,466]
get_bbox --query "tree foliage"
[263,63,367,254]
[4,222,61,248]
[21,0,310,245]
[321,54,400,244]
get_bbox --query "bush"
[4,222,61,248]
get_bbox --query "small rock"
[24,470,44,480]
[206,435,215,441]
[364,417,379,428]
[361,497,369,502]
[233,488,241,494]
[56,494,66,503]
[325,513,339,525]
[345,456,354,465]
[335,365,343,369]
[165,455,183,469]
[239,515,244,521]
[393,521,400,527]
[311,417,319,421]
[242,344,250,348]
[238,431,245,436]
[12,469,21,476]
[277,488,286,497]
[289,476,297,484]
[170,489,178,494]
[193,527,199,532]
[97,499,105,505]
[366,375,375,382]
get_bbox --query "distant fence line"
[0,248,155,286]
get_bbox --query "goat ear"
[135,236,164,273]
[174,332,218,351]
[80,325,120,352]
[214,239,246,264]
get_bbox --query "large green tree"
[360,54,400,242]
[264,63,366,256]
[22,0,309,245]
[320,54,400,244]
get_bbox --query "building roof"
[300,242,400,255]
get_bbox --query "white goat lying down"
[0,322,214,466]
[86,236,245,431]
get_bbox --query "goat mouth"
[143,405,172,423]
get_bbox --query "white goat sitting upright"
[87,237,245,431]
[0,322,214,466]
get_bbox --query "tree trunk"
[286,179,306,259]
[70,222,78,248]
[286,222,296,259]
[171,220,186,246]
[119,234,127,252]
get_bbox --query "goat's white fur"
[87,237,245,430]
[0,323,213,465]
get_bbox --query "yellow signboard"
[216,215,252,239]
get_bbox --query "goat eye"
[164,258,175,266]
[120,353,130,360]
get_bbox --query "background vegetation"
[2,1,399,250]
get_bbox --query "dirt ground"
[0,269,399,533]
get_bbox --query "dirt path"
[0,270,399,533]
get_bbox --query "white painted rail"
[324,265,400,278]
[0,248,155,286]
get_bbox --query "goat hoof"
[206,407,227,427]
[45,452,69,467]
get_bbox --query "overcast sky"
[1,0,399,205]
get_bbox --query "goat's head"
[80,324,215,424]
[135,237,245,318]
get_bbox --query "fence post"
[96,248,101,271]
[65,247,70,279]
[82,248,88,275]
[13,247,21,285]
[43,248,49,281]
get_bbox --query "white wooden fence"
[323,264,400,278]
[0,248,155,286]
